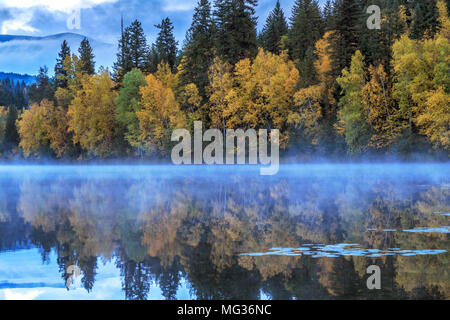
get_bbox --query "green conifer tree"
[289,0,323,62]
[260,0,288,54]
[214,0,258,65]
[182,0,216,97]
[155,17,178,71]
[78,38,96,75]
[54,40,71,88]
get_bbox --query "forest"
[0,0,449,161]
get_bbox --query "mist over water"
[0,163,449,299]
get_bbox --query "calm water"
[0,164,449,300]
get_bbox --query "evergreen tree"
[78,38,96,75]
[289,0,323,63]
[113,19,148,84]
[145,44,160,74]
[28,66,54,104]
[359,0,406,73]
[260,0,288,54]
[329,0,362,77]
[298,47,317,87]
[182,0,216,97]
[4,106,19,151]
[54,40,71,88]
[113,17,132,84]
[155,18,178,72]
[14,81,26,107]
[214,0,258,65]
[127,20,148,70]
[323,0,335,31]
[411,0,439,39]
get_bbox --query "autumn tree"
[362,64,402,149]
[43,104,73,158]
[178,82,202,130]
[0,106,7,151]
[291,31,337,147]
[16,101,51,157]
[336,50,372,154]
[137,74,186,155]
[224,49,300,147]
[54,54,85,109]
[206,57,234,133]
[392,32,450,150]
[68,71,118,157]
[155,62,179,93]
[437,0,450,40]
[17,97,75,158]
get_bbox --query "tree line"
[1,0,449,160]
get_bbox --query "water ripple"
[240,244,447,258]
[403,227,450,233]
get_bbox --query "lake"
[0,164,449,300]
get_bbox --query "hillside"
[0,33,115,76]
[0,72,36,85]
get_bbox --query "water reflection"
[0,164,449,300]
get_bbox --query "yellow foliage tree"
[67,70,117,157]
[362,64,403,149]
[0,106,7,144]
[392,33,450,150]
[17,99,74,158]
[43,104,72,158]
[137,74,186,155]
[206,57,233,132]
[178,82,202,130]
[437,0,450,40]
[223,49,300,147]
[54,54,86,108]
[313,31,336,109]
[290,31,337,144]
[155,61,179,93]
[415,86,450,149]
[17,100,52,157]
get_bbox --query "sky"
[0,248,196,300]
[0,0,326,45]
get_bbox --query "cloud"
[1,10,39,34]
[0,0,118,34]
[162,0,196,12]
[0,0,118,13]
[3,289,45,300]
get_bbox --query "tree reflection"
[0,168,447,299]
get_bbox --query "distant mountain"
[0,33,115,76]
[0,72,36,85]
